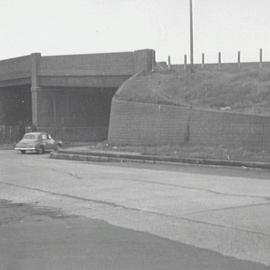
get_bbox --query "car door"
[46,134,56,150]
[41,133,49,151]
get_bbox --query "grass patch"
[87,142,270,163]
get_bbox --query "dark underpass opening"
[37,87,117,142]
[0,85,32,142]
[0,85,118,142]
[0,85,32,125]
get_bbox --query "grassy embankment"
[115,66,270,115]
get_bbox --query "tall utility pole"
[189,0,194,72]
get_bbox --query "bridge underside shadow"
[0,85,32,142]
[0,85,32,125]
[36,87,117,141]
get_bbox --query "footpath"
[51,146,270,170]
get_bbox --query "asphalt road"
[0,149,270,269]
[2,199,269,270]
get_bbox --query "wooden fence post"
[202,53,205,69]
[168,56,171,70]
[218,52,222,70]
[259,48,263,68]
[238,51,241,68]
[184,54,187,71]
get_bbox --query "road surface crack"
[118,177,270,200]
[0,181,270,238]
[183,202,270,216]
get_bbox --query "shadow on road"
[0,200,269,270]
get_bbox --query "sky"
[0,0,269,64]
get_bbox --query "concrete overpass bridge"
[0,49,155,141]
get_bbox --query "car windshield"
[23,134,39,140]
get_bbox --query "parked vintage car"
[15,132,62,154]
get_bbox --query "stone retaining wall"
[108,99,270,150]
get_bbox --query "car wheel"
[37,146,45,154]
[20,150,26,154]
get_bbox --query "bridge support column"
[30,53,41,127]
[31,87,42,126]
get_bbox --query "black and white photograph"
[0,0,270,269]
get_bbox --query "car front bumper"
[15,147,36,151]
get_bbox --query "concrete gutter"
[51,148,270,170]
